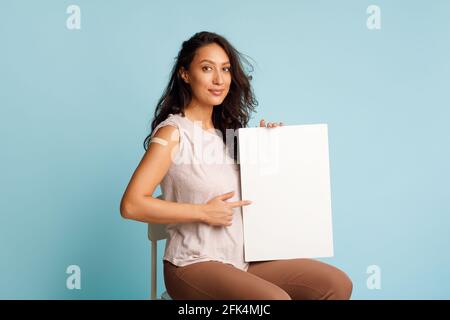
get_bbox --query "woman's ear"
[179,67,190,84]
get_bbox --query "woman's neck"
[184,101,214,130]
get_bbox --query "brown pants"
[163,259,353,300]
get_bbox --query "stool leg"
[151,241,157,300]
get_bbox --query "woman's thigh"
[247,258,353,300]
[164,260,291,300]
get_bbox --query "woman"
[120,31,353,300]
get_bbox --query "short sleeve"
[149,114,183,151]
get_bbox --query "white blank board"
[238,124,334,262]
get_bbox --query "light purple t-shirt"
[150,113,249,271]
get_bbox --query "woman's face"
[180,43,232,107]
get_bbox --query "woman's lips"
[209,89,224,96]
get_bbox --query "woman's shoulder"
[155,113,182,127]
[150,113,187,139]
[163,113,187,125]
[165,113,194,132]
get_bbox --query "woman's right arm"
[120,125,252,226]
[119,125,203,224]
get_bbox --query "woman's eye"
[202,66,230,72]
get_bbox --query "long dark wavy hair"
[143,31,258,160]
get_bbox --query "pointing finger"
[228,200,253,208]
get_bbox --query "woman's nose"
[213,71,224,85]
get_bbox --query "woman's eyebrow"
[200,59,230,65]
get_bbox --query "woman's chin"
[205,97,225,106]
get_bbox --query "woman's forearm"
[120,196,204,224]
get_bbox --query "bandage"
[150,137,168,146]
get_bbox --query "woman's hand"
[259,119,283,128]
[200,191,252,226]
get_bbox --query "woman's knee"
[327,270,353,300]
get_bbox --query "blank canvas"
[237,124,334,262]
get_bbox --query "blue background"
[1,0,449,299]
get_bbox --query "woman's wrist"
[192,203,206,223]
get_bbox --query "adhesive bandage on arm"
[149,137,168,146]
